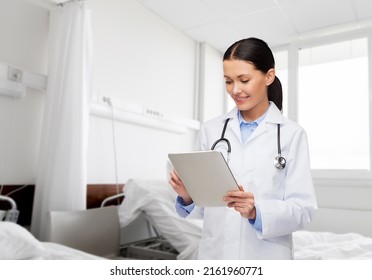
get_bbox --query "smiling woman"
[169,37,317,260]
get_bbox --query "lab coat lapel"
[246,121,267,143]
[246,103,284,143]
[224,108,241,143]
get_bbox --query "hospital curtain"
[31,1,93,241]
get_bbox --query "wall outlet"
[143,107,164,119]
[7,66,23,82]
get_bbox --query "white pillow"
[0,222,46,260]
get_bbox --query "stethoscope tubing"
[210,118,286,169]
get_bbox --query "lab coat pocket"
[254,170,285,200]
[262,238,293,260]
[197,236,218,260]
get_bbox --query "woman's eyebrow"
[224,74,251,79]
[237,74,251,78]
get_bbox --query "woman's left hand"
[224,185,256,220]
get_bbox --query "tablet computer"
[168,150,239,207]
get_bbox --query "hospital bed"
[117,179,372,260]
[100,193,179,260]
[116,179,202,260]
[0,192,178,260]
[0,221,105,260]
[0,194,104,260]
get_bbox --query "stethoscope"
[210,118,286,169]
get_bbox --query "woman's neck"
[240,102,270,122]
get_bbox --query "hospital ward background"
[1,0,372,276]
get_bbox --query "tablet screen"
[168,151,239,207]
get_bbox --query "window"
[297,38,370,171]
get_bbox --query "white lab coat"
[188,103,317,259]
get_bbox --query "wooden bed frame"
[0,184,124,226]
[86,184,124,208]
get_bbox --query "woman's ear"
[265,68,276,86]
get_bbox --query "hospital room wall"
[0,0,48,185]
[0,0,218,186]
[86,0,207,183]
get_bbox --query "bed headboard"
[87,184,124,208]
[0,185,34,226]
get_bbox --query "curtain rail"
[57,0,87,7]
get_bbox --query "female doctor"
[169,37,317,260]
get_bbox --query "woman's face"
[223,59,274,121]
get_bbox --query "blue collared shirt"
[238,109,267,145]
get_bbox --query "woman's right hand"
[169,169,193,205]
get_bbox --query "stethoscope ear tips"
[274,156,286,169]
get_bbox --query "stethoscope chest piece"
[274,155,286,169]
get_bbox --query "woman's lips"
[235,96,249,104]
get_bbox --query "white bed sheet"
[293,230,372,260]
[0,221,104,260]
[118,179,372,260]
[118,179,203,260]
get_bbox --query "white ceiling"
[28,0,372,52]
[135,0,372,51]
